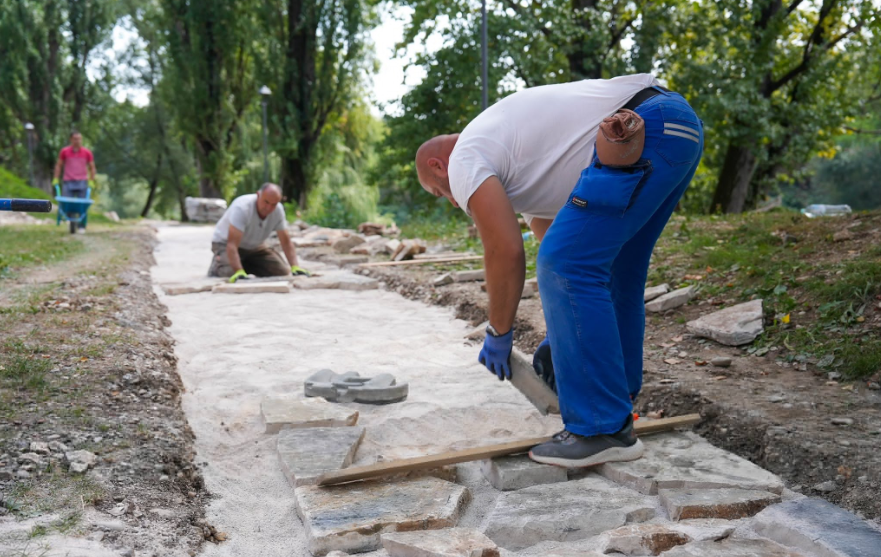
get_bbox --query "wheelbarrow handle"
[0,198,53,213]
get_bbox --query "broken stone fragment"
[686,300,764,346]
[453,269,485,282]
[434,273,455,287]
[162,283,216,296]
[393,239,427,261]
[65,450,97,474]
[381,528,500,557]
[710,357,733,368]
[332,235,366,254]
[644,284,671,302]
[295,477,469,555]
[304,370,408,404]
[480,454,568,491]
[645,286,694,313]
[260,396,358,434]
[29,442,50,455]
[277,426,365,487]
[659,488,780,521]
[600,523,691,556]
[384,239,402,255]
[212,281,291,294]
[324,255,370,268]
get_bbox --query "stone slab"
[434,273,455,287]
[277,426,365,487]
[645,286,694,313]
[294,274,379,291]
[660,488,780,521]
[644,284,671,302]
[304,370,408,404]
[212,281,291,294]
[509,348,560,415]
[686,300,764,346]
[454,269,485,282]
[295,477,470,555]
[597,432,783,495]
[752,498,881,557]
[333,235,366,254]
[480,454,568,491]
[483,475,655,550]
[161,283,217,295]
[382,528,500,557]
[260,396,358,434]
[600,523,691,555]
[660,538,806,557]
[324,255,369,267]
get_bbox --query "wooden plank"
[359,255,483,268]
[316,413,701,486]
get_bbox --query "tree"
[160,0,258,198]
[253,0,375,207]
[670,0,880,213]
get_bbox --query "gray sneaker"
[529,414,645,468]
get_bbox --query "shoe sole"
[528,438,645,468]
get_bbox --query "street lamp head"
[24,122,34,131]
[259,85,272,97]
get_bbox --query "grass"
[0,166,53,201]
[0,226,87,277]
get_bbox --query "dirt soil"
[0,226,211,557]
[351,247,881,525]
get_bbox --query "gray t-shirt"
[211,194,286,250]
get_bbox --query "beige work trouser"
[208,243,290,278]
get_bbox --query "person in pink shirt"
[53,131,96,199]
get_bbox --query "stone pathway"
[151,224,881,557]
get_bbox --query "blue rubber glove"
[479,327,513,380]
[532,335,556,393]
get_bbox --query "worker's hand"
[229,269,248,283]
[532,335,556,393]
[52,178,59,187]
[291,265,311,277]
[88,179,96,190]
[479,327,513,380]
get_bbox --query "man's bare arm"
[528,217,553,242]
[88,161,97,182]
[53,156,63,182]
[226,225,245,273]
[276,229,299,269]
[470,176,525,334]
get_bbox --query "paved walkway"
[151,224,881,557]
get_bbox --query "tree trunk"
[282,155,308,208]
[711,144,757,213]
[141,152,164,217]
[195,139,223,198]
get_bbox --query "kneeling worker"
[208,183,310,282]
[416,75,703,468]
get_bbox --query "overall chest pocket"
[569,159,653,218]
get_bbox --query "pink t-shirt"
[60,146,94,181]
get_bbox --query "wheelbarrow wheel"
[69,219,77,234]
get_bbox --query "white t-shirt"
[448,74,660,222]
[211,193,287,249]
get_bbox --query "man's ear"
[428,157,447,176]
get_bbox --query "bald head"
[415,134,460,208]
[256,182,282,218]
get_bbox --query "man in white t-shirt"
[208,183,310,282]
[415,75,703,467]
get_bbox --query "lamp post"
[259,85,272,183]
[23,122,35,187]
[481,0,488,112]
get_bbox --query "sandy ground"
[151,224,562,556]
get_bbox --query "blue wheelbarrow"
[54,185,94,234]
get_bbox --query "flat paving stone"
[324,255,369,267]
[752,498,881,557]
[660,538,806,557]
[600,523,691,555]
[453,269,485,282]
[261,396,358,434]
[644,284,671,302]
[277,426,365,487]
[212,281,291,294]
[597,432,783,495]
[660,488,780,520]
[480,454,568,491]
[294,274,379,291]
[686,300,764,346]
[295,477,469,555]
[381,528,500,557]
[161,283,216,295]
[483,475,655,550]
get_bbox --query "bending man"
[415,74,703,467]
[208,183,309,282]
